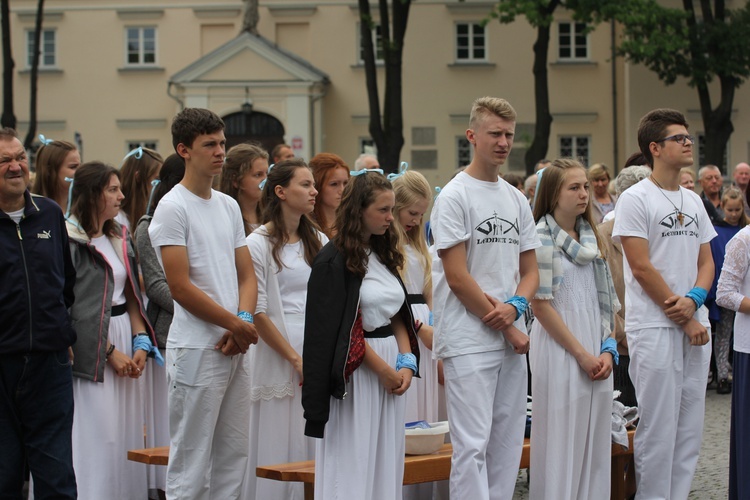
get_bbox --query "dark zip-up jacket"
[0,191,76,354]
[67,220,155,382]
[302,241,420,438]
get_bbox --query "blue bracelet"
[504,295,529,321]
[238,311,254,324]
[685,287,708,310]
[132,333,165,366]
[428,310,434,327]
[396,352,418,374]
[600,337,619,366]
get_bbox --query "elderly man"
[0,128,77,498]
[353,153,380,171]
[732,162,750,214]
[698,164,724,223]
[524,173,537,206]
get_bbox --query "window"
[456,23,486,62]
[359,138,377,155]
[127,141,158,153]
[558,22,588,60]
[26,29,56,68]
[456,136,471,167]
[358,24,383,64]
[126,27,157,65]
[559,135,590,166]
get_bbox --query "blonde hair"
[679,167,696,181]
[587,163,611,181]
[469,97,516,129]
[533,158,605,252]
[392,171,432,291]
[721,187,749,228]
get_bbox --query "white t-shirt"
[431,172,541,359]
[360,253,405,332]
[612,179,716,331]
[277,241,312,315]
[91,234,127,306]
[5,207,24,224]
[149,184,247,348]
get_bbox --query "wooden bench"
[128,429,635,500]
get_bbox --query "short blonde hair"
[587,163,611,181]
[469,97,517,128]
[679,167,696,181]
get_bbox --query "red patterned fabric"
[344,310,366,381]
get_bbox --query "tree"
[358,0,412,173]
[607,0,750,171]
[23,0,46,149]
[1,0,16,129]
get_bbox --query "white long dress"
[243,240,315,500]
[72,235,147,500]
[529,256,613,500]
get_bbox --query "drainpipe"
[167,81,185,111]
[610,20,619,174]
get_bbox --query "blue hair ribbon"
[433,186,442,201]
[258,163,275,190]
[386,161,409,182]
[64,177,75,219]
[123,146,143,163]
[532,168,545,209]
[145,179,161,216]
[38,134,53,145]
[350,168,384,176]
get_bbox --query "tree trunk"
[1,0,16,129]
[699,75,735,171]
[23,0,45,149]
[524,23,553,175]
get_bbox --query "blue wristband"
[428,310,434,327]
[600,337,619,366]
[238,311,254,324]
[504,295,529,321]
[132,333,165,366]
[396,352,418,374]
[685,287,708,310]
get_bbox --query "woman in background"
[31,138,80,211]
[588,163,617,223]
[309,153,350,238]
[118,146,163,232]
[220,143,269,235]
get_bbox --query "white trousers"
[166,348,250,500]
[443,349,527,500]
[627,327,710,500]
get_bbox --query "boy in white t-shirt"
[431,97,540,499]
[613,108,715,499]
[149,108,258,500]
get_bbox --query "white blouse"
[360,252,405,332]
[716,225,750,353]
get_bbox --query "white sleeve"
[230,201,248,249]
[716,232,749,312]
[246,233,268,315]
[149,198,188,248]
[432,190,469,251]
[612,190,648,243]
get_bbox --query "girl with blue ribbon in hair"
[65,161,162,500]
[219,143,269,236]
[31,134,80,210]
[529,158,620,500]
[118,146,163,233]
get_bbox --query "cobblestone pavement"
[512,388,732,499]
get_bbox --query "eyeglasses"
[657,134,694,145]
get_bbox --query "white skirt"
[315,335,406,500]
[404,302,440,424]
[143,348,168,491]
[72,313,148,500]
[242,314,313,500]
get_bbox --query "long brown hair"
[309,152,350,238]
[334,172,403,278]
[533,157,605,252]
[119,147,163,233]
[260,158,323,270]
[220,143,268,235]
[31,140,77,200]
[70,162,121,239]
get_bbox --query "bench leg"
[304,482,314,500]
[611,455,629,500]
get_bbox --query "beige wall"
[3,0,750,188]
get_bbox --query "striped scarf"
[535,213,620,341]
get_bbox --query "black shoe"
[717,379,732,394]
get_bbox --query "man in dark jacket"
[0,128,77,499]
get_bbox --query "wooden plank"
[127,446,169,466]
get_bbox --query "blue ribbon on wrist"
[685,287,708,310]
[504,295,529,321]
[428,310,434,327]
[238,310,254,324]
[600,337,619,366]
[396,352,418,374]
[132,333,165,366]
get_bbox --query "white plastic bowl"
[404,421,450,455]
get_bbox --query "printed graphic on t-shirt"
[475,212,520,245]
[658,208,700,238]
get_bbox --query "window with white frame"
[456,136,471,167]
[455,23,486,62]
[126,27,157,65]
[127,141,158,153]
[559,135,590,166]
[558,22,588,60]
[359,138,377,156]
[26,29,56,68]
[358,24,383,64]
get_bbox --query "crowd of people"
[0,96,747,500]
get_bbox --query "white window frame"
[358,23,384,64]
[126,140,158,154]
[559,135,590,166]
[456,136,471,167]
[26,29,57,68]
[455,22,487,62]
[558,21,589,61]
[359,137,377,156]
[125,27,158,66]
